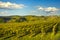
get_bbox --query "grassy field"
[0,16,60,40]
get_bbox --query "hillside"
[0,15,60,40]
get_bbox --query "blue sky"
[0,0,60,16]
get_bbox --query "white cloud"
[0,11,8,14]
[0,1,25,9]
[45,7,58,12]
[38,7,44,10]
[38,6,59,13]
[31,11,37,13]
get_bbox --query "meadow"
[0,15,60,40]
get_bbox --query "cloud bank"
[0,1,25,9]
[38,7,59,13]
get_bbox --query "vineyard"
[0,16,60,40]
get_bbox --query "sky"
[0,0,60,16]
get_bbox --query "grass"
[0,16,60,40]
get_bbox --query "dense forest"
[0,15,60,40]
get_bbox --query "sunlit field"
[0,16,60,40]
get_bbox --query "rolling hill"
[0,15,60,40]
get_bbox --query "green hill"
[0,15,60,40]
